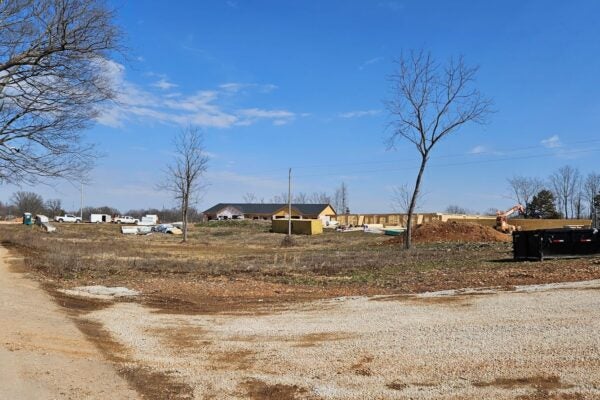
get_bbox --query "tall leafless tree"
[506,175,544,217]
[0,0,121,183]
[242,192,257,203]
[160,127,209,242]
[271,193,289,203]
[294,192,309,203]
[309,191,331,204]
[44,198,63,217]
[549,165,580,219]
[333,182,349,214]
[391,183,424,213]
[584,172,600,218]
[573,188,584,219]
[386,51,492,249]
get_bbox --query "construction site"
[3,1,600,399]
[2,206,600,399]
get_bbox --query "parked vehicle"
[113,215,139,224]
[138,214,159,226]
[54,214,82,223]
[90,214,112,223]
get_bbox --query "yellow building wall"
[333,213,592,231]
[272,208,302,218]
[317,205,337,217]
[272,219,323,235]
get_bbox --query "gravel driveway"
[84,280,600,399]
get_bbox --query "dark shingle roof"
[203,203,335,216]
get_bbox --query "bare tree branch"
[391,183,423,213]
[386,50,492,249]
[549,165,580,219]
[0,0,122,183]
[506,175,544,217]
[158,126,209,242]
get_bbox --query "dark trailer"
[513,228,600,261]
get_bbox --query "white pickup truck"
[54,214,82,223]
[113,216,139,224]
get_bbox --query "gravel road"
[3,241,599,399]
[86,280,600,399]
[0,246,138,400]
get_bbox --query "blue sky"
[2,0,600,214]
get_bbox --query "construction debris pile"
[387,221,512,244]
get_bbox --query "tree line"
[508,166,600,219]
[1,191,204,223]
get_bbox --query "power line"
[236,138,600,178]
[292,147,600,179]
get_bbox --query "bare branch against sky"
[0,0,121,184]
[386,50,492,249]
[159,126,209,242]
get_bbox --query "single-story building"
[203,203,337,224]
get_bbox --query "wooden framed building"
[203,203,336,224]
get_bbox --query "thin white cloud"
[469,145,487,154]
[338,109,381,118]
[219,82,278,93]
[95,62,295,129]
[378,1,403,11]
[151,78,178,90]
[541,135,562,148]
[219,82,246,92]
[238,108,296,126]
[239,108,294,119]
[359,57,384,70]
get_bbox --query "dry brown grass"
[2,222,600,313]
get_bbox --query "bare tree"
[584,172,600,218]
[386,51,492,248]
[159,127,209,242]
[391,183,424,213]
[445,205,470,214]
[11,191,44,215]
[573,189,584,219]
[0,0,122,183]
[309,191,331,204]
[294,192,309,203]
[333,182,349,214]
[242,192,257,203]
[271,193,289,203]
[44,198,63,217]
[549,165,580,219]
[506,175,544,217]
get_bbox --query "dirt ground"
[0,246,138,399]
[2,222,600,399]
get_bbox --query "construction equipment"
[495,204,525,233]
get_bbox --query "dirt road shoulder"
[0,245,138,400]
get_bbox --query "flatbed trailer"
[513,228,600,261]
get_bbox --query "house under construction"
[203,203,337,225]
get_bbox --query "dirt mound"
[388,221,511,244]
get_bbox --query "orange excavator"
[495,204,525,233]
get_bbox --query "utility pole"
[288,168,292,237]
[80,181,83,220]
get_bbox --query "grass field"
[2,221,600,313]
